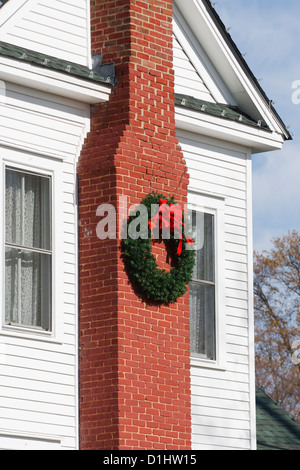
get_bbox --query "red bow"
[148,199,193,255]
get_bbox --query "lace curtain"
[5,169,51,329]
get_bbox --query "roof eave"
[175,102,285,154]
[0,54,112,104]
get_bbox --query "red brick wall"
[78,0,191,450]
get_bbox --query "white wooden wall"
[0,82,89,158]
[177,129,255,450]
[0,83,89,450]
[0,0,91,66]
[173,34,215,103]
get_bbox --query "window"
[190,210,216,360]
[188,192,226,368]
[5,168,52,331]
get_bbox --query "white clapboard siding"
[0,434,63,450]
[0,83,89,160]
[173,34,216,103]
[0,84,88,450]
[177,129,254,450]
[1,0,90,66]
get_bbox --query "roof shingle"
[256,386,300,450]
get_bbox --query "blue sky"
[215,0,300,253]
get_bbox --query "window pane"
[5,168,52,332]
[5,169,51,250]
[5,170,22,246]
[192,211,214,282]
[190,281,216,360]
[5,247,51,330]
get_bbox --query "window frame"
[5,167,52,331]
[189,210,216,361]
[188,191,226,370]
[0,148,63,342]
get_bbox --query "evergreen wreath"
[121,192,196,304]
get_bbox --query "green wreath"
[121,192,195,304]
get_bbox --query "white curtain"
[5,169,51,329]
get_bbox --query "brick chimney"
[78,0,191,450]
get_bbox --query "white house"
[173,1,290,450]
[0,0,290,450]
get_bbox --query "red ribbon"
[148,198,193,255]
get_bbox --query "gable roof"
[174,0,292,150]
[256,387,300,451]
[203,0,292,142]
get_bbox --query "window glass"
[190,210,216,360]
[5,168,52,331]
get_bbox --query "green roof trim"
[175,93,270,131]
[256,386,300,450]
[0,41,115,86]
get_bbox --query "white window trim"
[188,190,226,370]
[0,146,64,343]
